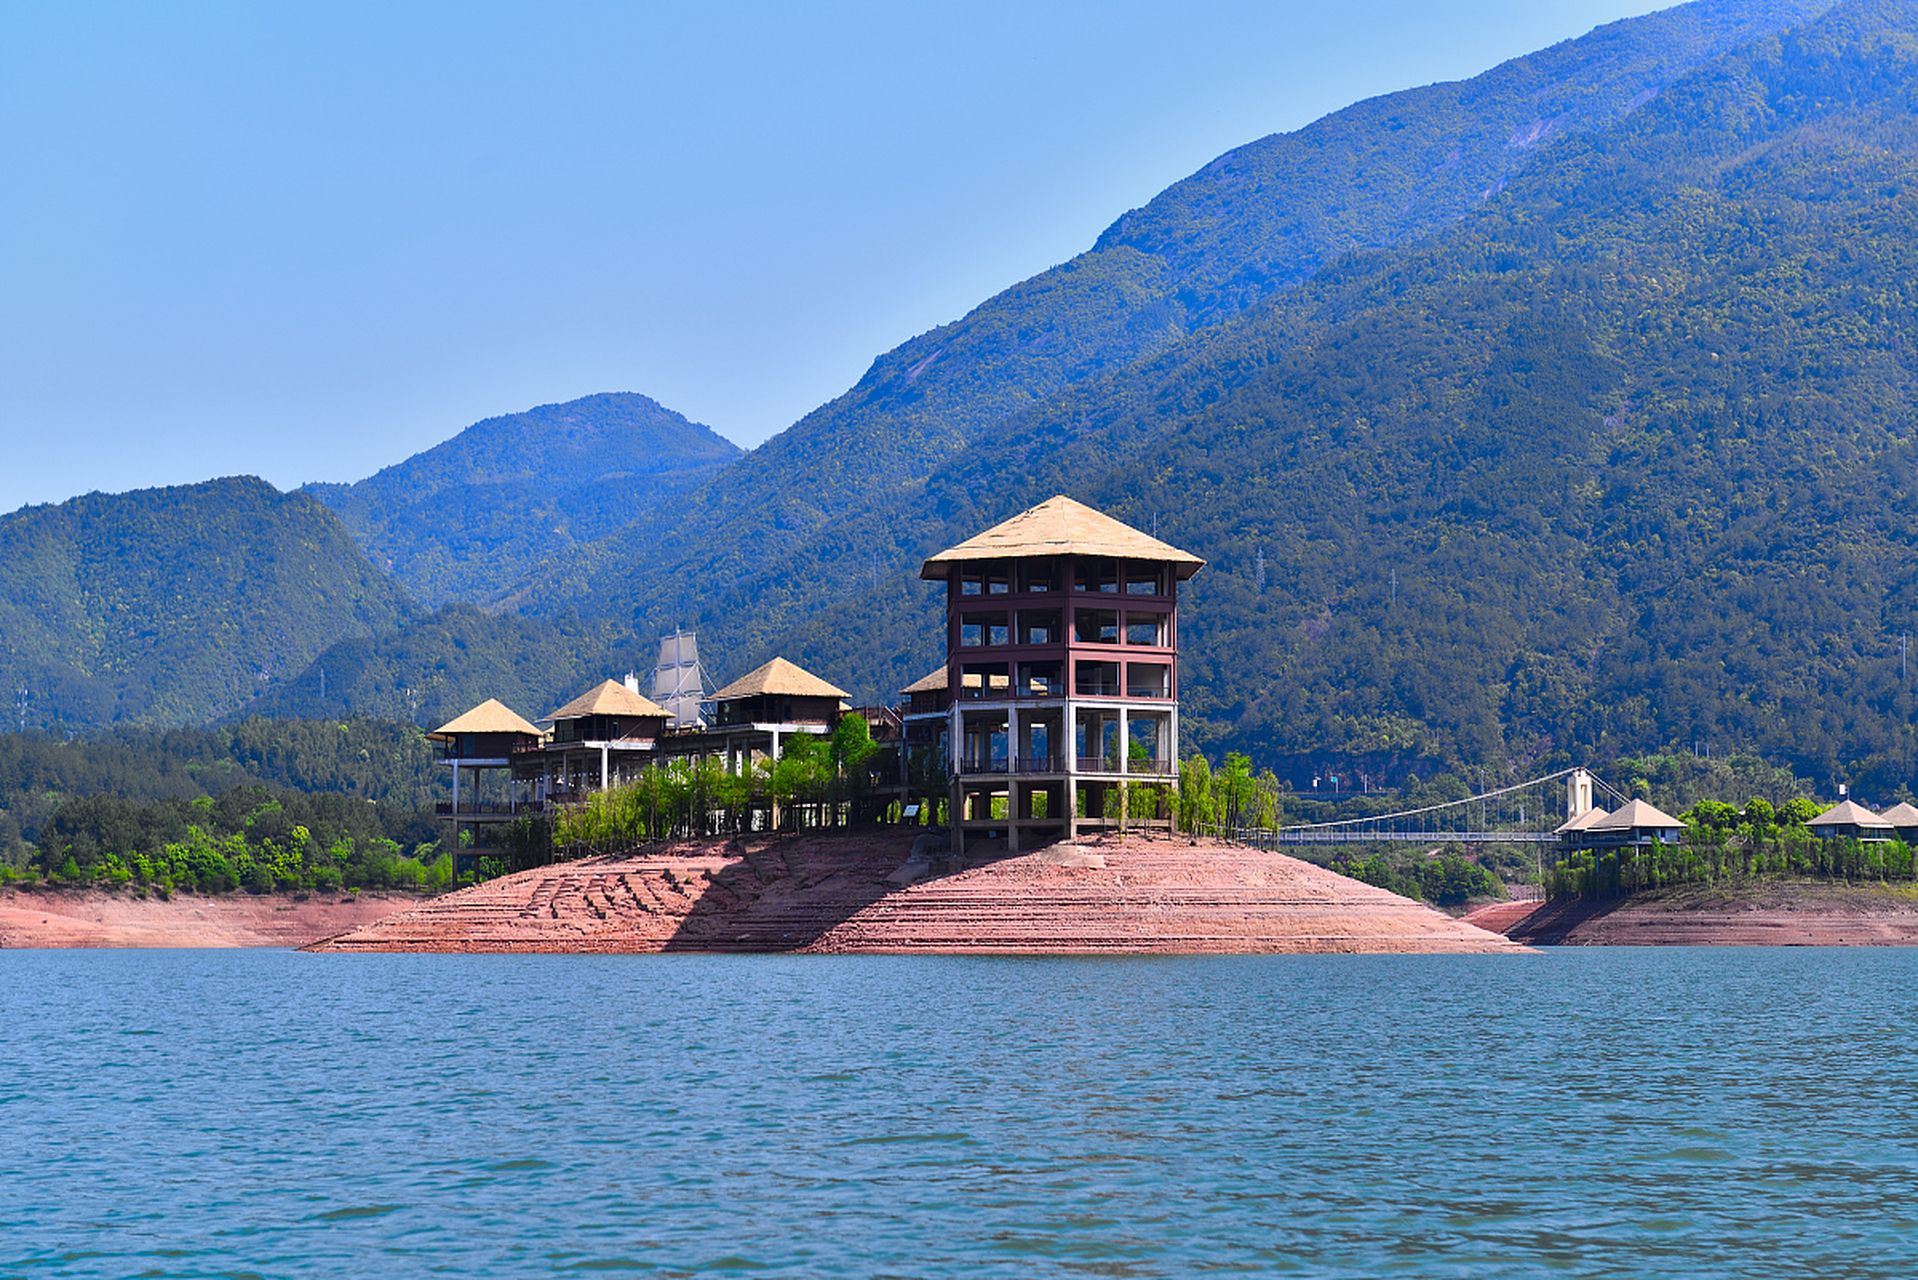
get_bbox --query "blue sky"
[0,0,1669,514]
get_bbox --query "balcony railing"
[435,802,531,817]
[1073,756,1174,776]
[958,757,1010,775]
[959,685,1065,700]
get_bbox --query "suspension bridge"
[1208,766,1632,848]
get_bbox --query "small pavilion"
[515,679,671,800]
[1877,801,1918,843]
[1808,800,1894,842]
[428,698,544,858]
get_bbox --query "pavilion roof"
[920,495,1205,581]
[1876,801,1918,827]
[1554,806,1610,835]
[901,666,948,695]
[429,698,543,740]
[1589,799,1685,832]
[1808,799,1892,829]
[546,679,669,723]
[713,656,849,701]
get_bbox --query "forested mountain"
[281,0,1917,794]
[25,0,1917,813]
[758,0,1918,796]
[242,603,632,731]
[306,392,740,606]
[0,478,413,731]
[491,0,1830,633]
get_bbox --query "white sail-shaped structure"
[652,630,708,729]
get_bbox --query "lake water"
[5,948,1918,1278]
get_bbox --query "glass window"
[1124,611,1168,646]
[1125,563,1164,595]
[961,612,1010,647]
[1018,610,1062,646]
[1075,609,1119,644]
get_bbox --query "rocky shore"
[0,886,418,948]
[1466,880,1918,945]
[305,830,1525,955]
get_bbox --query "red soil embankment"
[1464,881,1918,945]
[0,887,420,949]
[306,831,1526,955]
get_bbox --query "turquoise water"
[5,949,1918,1278]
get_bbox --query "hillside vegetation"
[869,0,1918,794]
[307,392,739,606]
[0,478,412,731]
[490,0,1831,655]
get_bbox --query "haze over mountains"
[26,0,1918,798]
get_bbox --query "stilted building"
[429,698,544,866]
[1808,799,1894,842]
[685,656,851,775]
[919,495,1204,854]
[514,679,671,802]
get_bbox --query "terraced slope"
[305,832,1523,955]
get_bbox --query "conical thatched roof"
[920,495,1205,581]
[1808,799,1892,829]
[901,666,948,695]
[429,698,542,740]
[1555,806,1610,835]
[712,656,849,701]
[546,679,669,723]
[1589,799,1685,832]
[1877,801,1918,827]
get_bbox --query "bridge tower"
[919,495,1205,855]
[1567,769,1595,821]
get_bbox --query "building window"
[1018,558,1059,593]
[1073,558,1119,593]
[1125,563,1164,595]
[960,612,1010,647]
[1018,661,1063,697]
[1126,662,1171,698]
[1124,611,1168,646]
[959,562,1011,596]
[1075,609,1119,644]
[1018,610,1062,645]
[960,662,1011,698]
[1076,660,1120,696]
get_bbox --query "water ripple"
[6,949,1918,1276]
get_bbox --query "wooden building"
[1877,800,1918,843]
[1579,798,1685,849]
[428,698,544,859]
[664,656,851,775]
[1808,799,1894,842]
[513,679,671,802]
[919,494,1204,854]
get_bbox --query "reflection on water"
[5,948,1918,1277]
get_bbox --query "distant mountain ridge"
[0,477,412,729]
[288,0,1869,766]
[488,0,1833,630]
[306,392,740,607]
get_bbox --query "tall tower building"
[919,495,1205,854]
